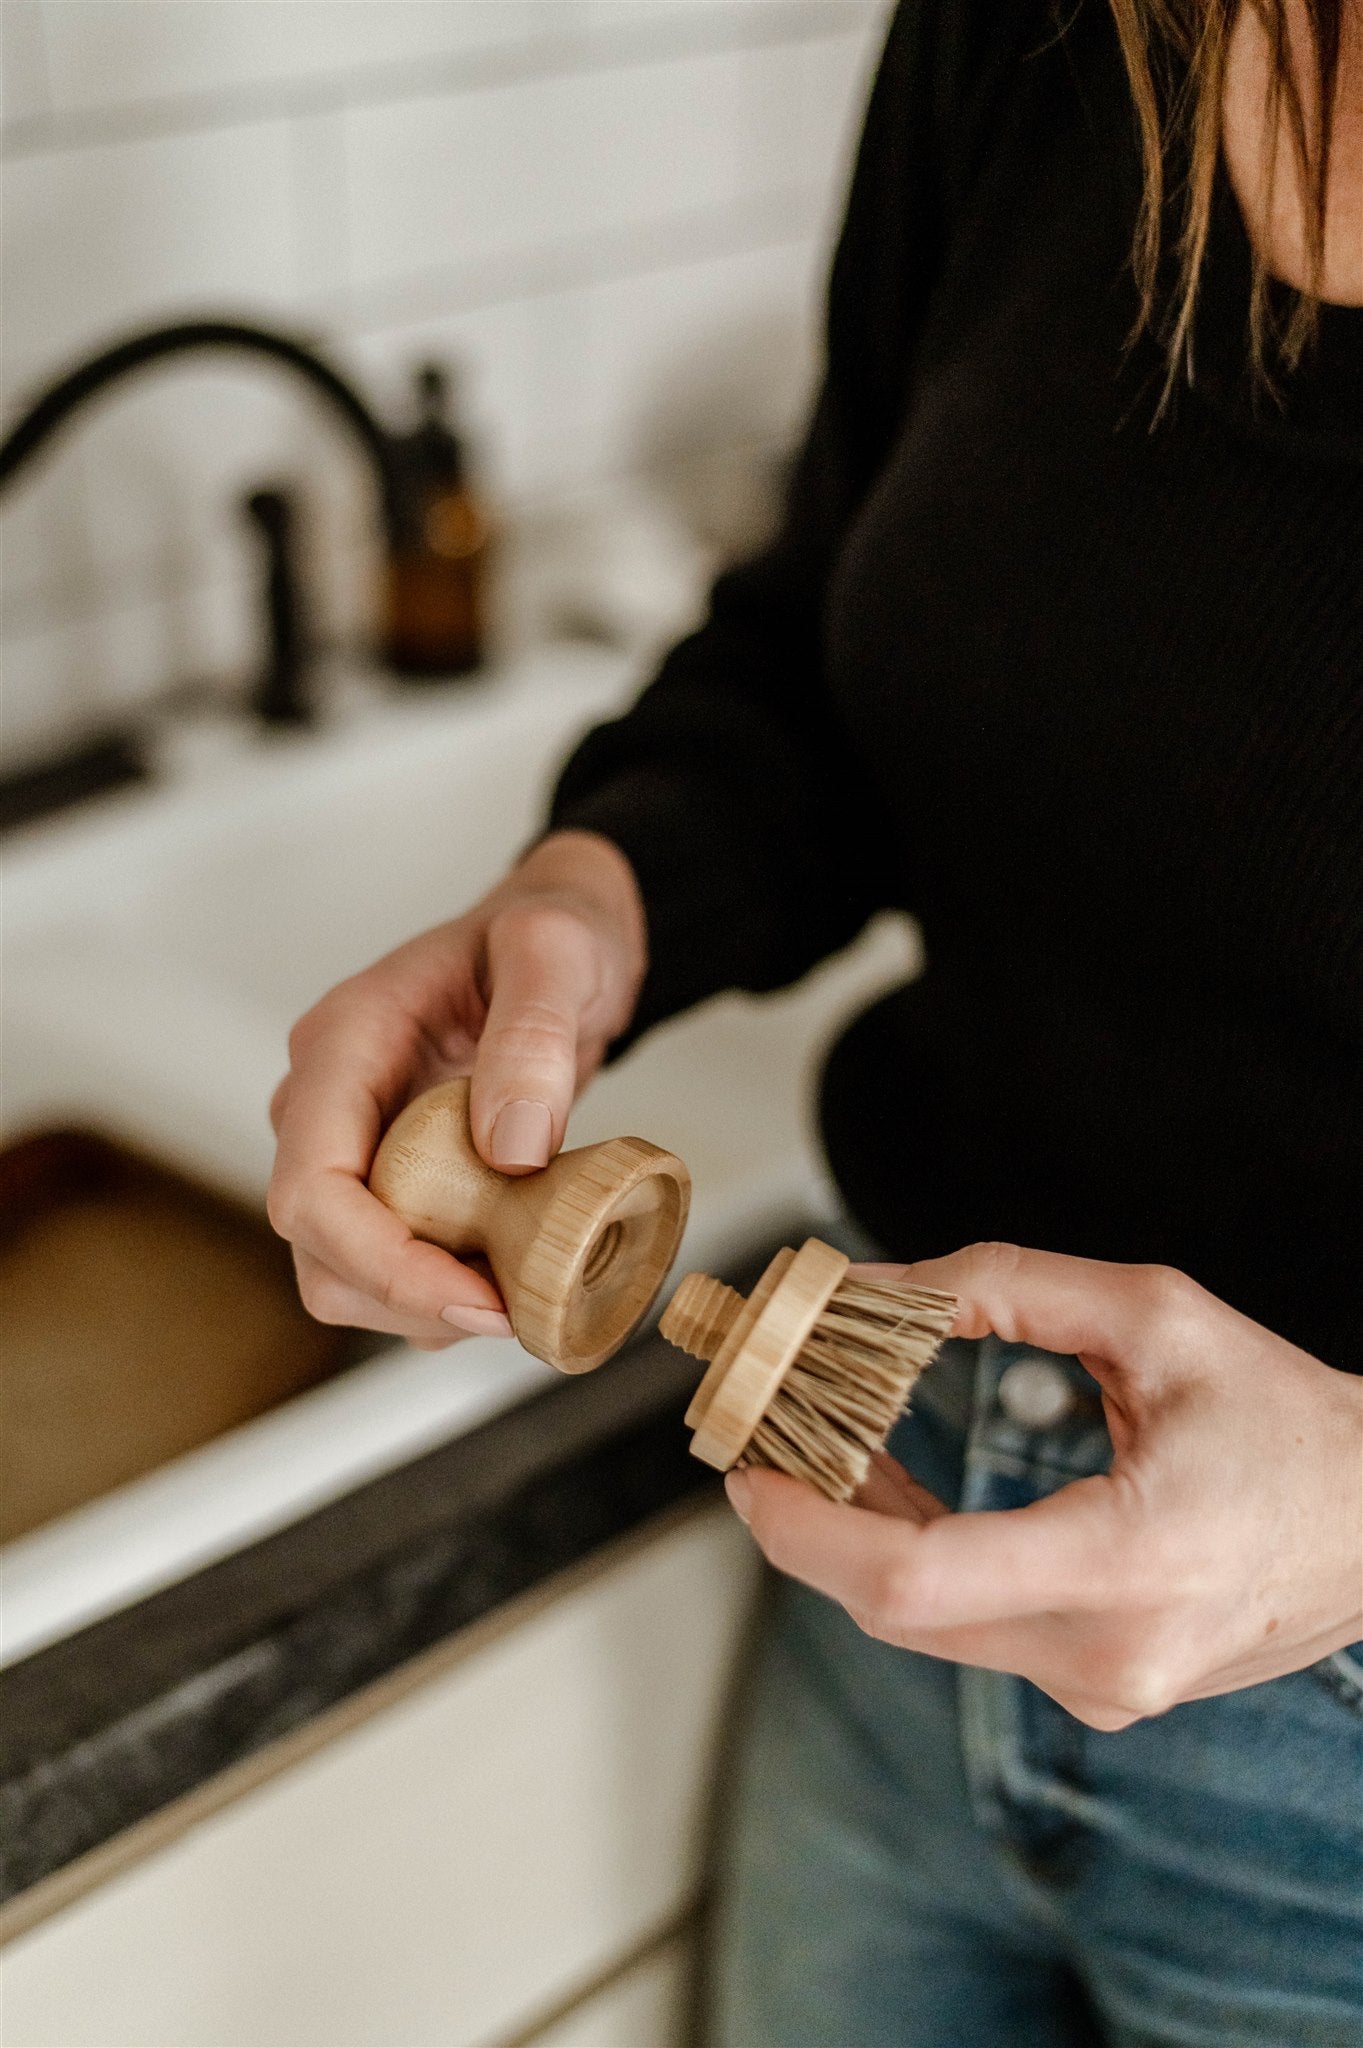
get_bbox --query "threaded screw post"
[660,1272,744,1361]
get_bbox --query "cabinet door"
[1,1504,760,2048]
[526,1934,693,2048]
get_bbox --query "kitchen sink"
[1,642,918,1661]
[0,1128,366,1543]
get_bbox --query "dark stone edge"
[0,1315,728,1903]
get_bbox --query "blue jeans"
[708,1335,1363,2047]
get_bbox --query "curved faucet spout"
[0,316,413,545]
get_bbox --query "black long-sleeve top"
[549,0,1363,1374]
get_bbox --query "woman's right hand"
[267,829,647,1349]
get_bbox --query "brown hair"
[1107,0,1346,389]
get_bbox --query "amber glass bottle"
[383,363,491,678]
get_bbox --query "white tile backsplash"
[37,1,549,118]
[0,355,369,709]
[0,118,300,401]
[288,111,350,302]
[1,614,95,761]
[342,47,753,294]
[1,560,262,766]
[546,234,822,492]
[1,0,887,768]
[0,0,50,130]
[0,435,95,631]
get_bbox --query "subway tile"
[797,21,883,231]
[342,46,752,293]
[739,22,879,222]
[0,577,231,768]
[37,2,549,119]
[0,0,50,130]
[735,35,824,197]
[3,0,882,756]
[536,236,823,493]
[66,370,357,593]
[290,111,350,302]
[0,437,97,628]
[0,368,377,724]
[540,3,694,31]
[0,363,298,656]
[1,613,97,767]
[1,119,300,403]
[548,3,881,58]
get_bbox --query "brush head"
[742,1274,957,1500]
[662,1245,957,1502]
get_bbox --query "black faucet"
[0,316,486,699]
[242,485,310,726]
[0,317,414,548]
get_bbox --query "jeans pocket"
[1309,1643,1363,1715]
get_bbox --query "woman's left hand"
[724,1244,1363,1730]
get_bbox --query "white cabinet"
[529,1935,692,2047]
[1,1503,760,2048]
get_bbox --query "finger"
[292,1248,473,1349]
[732,1464,1121,1628]
[271,999,409,1199]
[469,905,601,1173]
[853,1243,1201,1386]
[272,1032,506,1324]
[837,1610,1157,1731]
[853,1453,951,1524]
[730,1472,1173,1727]
[287,1169,508,1324]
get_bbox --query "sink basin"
[1,643,918,1659]
[0,1129,363,1542]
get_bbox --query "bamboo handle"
[369,1078,690,1375]
[368,1082,514,1263]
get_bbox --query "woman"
[268,0,1362,2039]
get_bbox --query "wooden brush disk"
[660,1239,957,1501]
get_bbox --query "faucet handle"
[242,483,310,726]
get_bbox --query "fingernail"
[490,1099,553,1170]
[725,1468,753,1524]
[441,1304,514,1338]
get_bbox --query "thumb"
[859,1245,1154,1376]
[469,905,599,1173]
[855,1242,1178,1392]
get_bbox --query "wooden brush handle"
[369,1078,690,1375]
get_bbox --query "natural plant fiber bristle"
[740,1277,957,1502]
